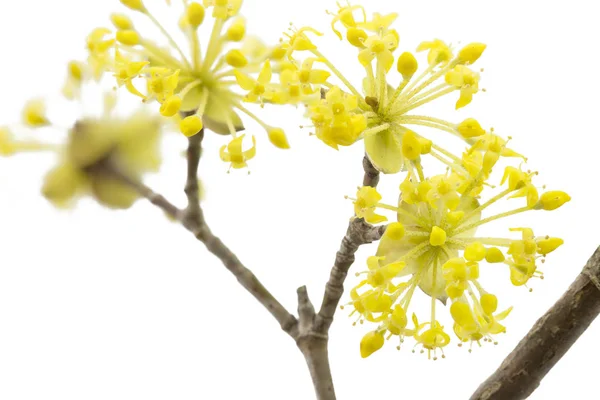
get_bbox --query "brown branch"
[313,219,386,334]
[314,156,383,334]
[362,155,380,187]
[100,152,385,400]
[295,157,385,400]
[97,159,299,338]
[183,129,204,226]
[470,246,600,400]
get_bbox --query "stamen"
[311,49,363,99]
[145,12,192,69]
[451,206,531,236]
[202,18,226,74]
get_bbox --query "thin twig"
[183,129,204,226]
[362,155,380,187]
[97,159,299,338]
[297,157,385,400]
[313,219,386,334]
[470,246,600,400]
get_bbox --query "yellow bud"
[397,52,418,79]
[445,281,466,299]
[267,128,290,149]
[346,27,367,48]
[226,17,246,41]
[110,13,134,30]
[180,115,203,137]
[186,2,205,28]
[92,176,139,209]
[457,118,485,138]
[68,61,84,81]
[360,331,384,358]
[450,302,476,329]
[116,30,140,46]
[419,137,432,155]
[401,130,421,161]
[271,45,287,60]
[384,222,405,241]
[458,43,487,65]
[225,49,248,68]
[22,99,50,127]
[120,0,146,12]
[536,191,571,211]
[430,226,447,247]
[480,294,498,315]
[485,247,505,263]
[526,186,540,208]
[447,211,465,225]
[42,163,85,208]
[390,305,407,329]
[537,238,564,255]
[464,242,486,262]
[483,150,500,173]
[160,96,182,117]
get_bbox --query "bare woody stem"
[96,157,299,338]
[183,129,204,225]
[98,150,384,400]
[296,156,384,400]
[470,246,600,400]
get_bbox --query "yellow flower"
[308,86,367,149]
[219,134,257,170]
[350,186,387,224]
[280,2,491,174]
[344,147,568,357]
[78,0,290,169]
[22,99,50,127]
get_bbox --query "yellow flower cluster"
[347,147,569,359]
[313,1,572,358]
[1,95,164,209]
[261,2,492,175]
[72,0,292,170]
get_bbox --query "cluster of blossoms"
[1,95,164,209]
[245,1,570,359]
[1,0,571,360]
[74,0,292,170]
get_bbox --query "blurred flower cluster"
[2,94,163,209]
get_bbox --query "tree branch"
[313,219,386,334]
[470,246,600,400]
[97,158,299,339]
[362,155,380,187]
[100,153,385,400]
[294,156,384,400]
[314,156,383,334]
[183,129,204,227]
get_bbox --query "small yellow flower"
[22,99,50,127]
[351,186,387,224]
[219,135,257,170]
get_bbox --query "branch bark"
[97,157,299,338]
[470,246,600,400]
[183,129,204,226]
[99,153,385,400]
[295,156,384,400]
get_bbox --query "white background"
[1,0,599,399]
